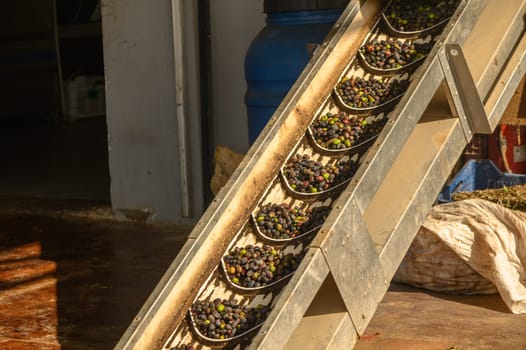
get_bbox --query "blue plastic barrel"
[244,8,343,144]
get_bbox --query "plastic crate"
[437,159,526,203]
[65,75,105,121]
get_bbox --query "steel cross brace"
[305,42,497,346]
[439,43,493,139]
[252,2,494,348]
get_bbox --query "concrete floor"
[355,284,526,350]
[0,197,189,350]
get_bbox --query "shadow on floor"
[388,282,511,313]
[0,197,191,349]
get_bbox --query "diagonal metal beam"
[250,248,330,349]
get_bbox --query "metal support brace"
[439,43,493,140]
[315,204,388,336]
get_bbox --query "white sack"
[394,199,526,314]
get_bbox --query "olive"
[386,0,459,32]
[223,245,303,288]
[311,111,387,150]
[336,76,408,109]
[283,154,359,193]
[190,299,270,340]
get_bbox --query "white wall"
[100,0,264,223]
[101,0,203,224]
[210,0,266,154]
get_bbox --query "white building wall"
[101,0,264,223]
[101,0,203,224]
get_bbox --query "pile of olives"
[335,76,408,109]
[255,203,331,239]
[223,245,300,288]
[359,38,433,70]
[385,0,459,32]
[310,111,387,150]
[190,299,269,340]
[283,154,359,194]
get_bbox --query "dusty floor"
[355,284,526,350]
[0,197,189,350]
[0,197,526,349]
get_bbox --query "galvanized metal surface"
[314,204,388,334]
[326,313,358,350]
[465,0,526,100]
[303,0,485,336]
[252,0,526,345]
[115,0,526,349]
[341,0,484,215]
[377,116,465,280]
[439,47,474,140]
[250,248,331,349]
[486,33,526,127]
[437,39,502,138]
[282,274,357,350]
[369,0,526,281]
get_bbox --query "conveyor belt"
[116,0,526,349]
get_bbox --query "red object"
[488,124,526,174]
